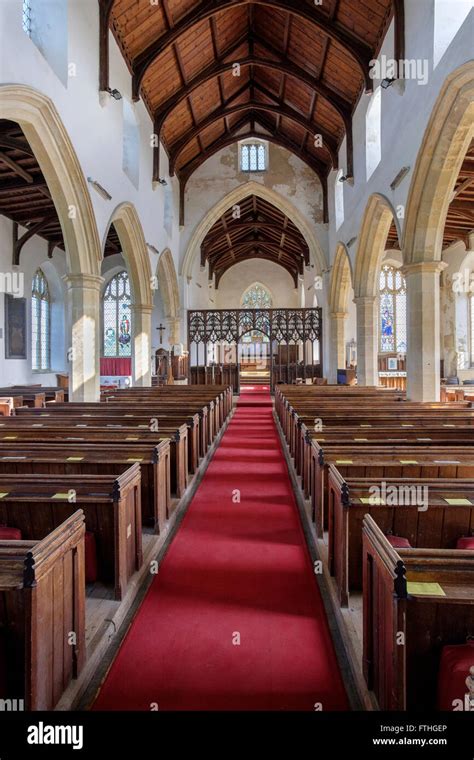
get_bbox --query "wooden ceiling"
[201,193,309,287]
[101,0,401,219]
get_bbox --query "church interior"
[0,0,473,738]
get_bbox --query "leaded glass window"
[379,264,407,353]
[241,283,272,309]
[103,271,132,357]
[31,268,51,371]
[240,143,267,172]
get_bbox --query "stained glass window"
[379,264,406,353]
[240,143,267,172]
[31,269,50,371]
[241,283,272,309]
[103,271,132,357]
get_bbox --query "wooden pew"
[328,468,474,605]
[0,424,188,499]
[0,440,170,534]
[0,467,142,600]
[0,389,45,408]
[312,446,474,538]
[0,510,86,710]
[10,385,65,403]
[362,514,474,711]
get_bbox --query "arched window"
[31,268,51,371]
[379,264,407,353]
[241,283,273,309]
[240,142,267,172]
[103,271,132,357]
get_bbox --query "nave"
[91,386,349,711]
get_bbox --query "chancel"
[0,0,472,741]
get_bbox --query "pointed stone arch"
[353,194,400,299]
[0,84,101,276]
[403,62,474,264]
[329,243,353,313]
[0,85,103,400]
[157,248,181,345]
[104,203,153,308]
[181,180,327,279]
[103,203,154,386]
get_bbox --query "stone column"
[354,296,378,386]
[328,312,347,383]
[132,304,153,387]
[403,261,447,401]
[166,316,181,346]
[63,273,103,402]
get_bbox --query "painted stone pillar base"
[404,261,447,401]
[354,296,378,386]
[328,312,347,383]
[63,274,103,402]
[132,304,153,387]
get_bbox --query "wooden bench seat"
[312,445,474,537]
[0,466,142,600]
[0,423,188,498]
[362,514,474,710]
[328,468,474,605]
[0,440,170,534]
[0,510,86,709]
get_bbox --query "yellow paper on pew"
[354,438,368,441]
[401,424,413,427]
[66,457,84,462]
[400,460,419,464]
[52,493,70,500]
[127,457,143,463]
[3,436,17,440]
[360,424,372,427]
[0,493,8,499]
[336,459,353,464]
[360,497,385,505]
[126,436,139,441]
[40,414,50,417]
[444,498,473,506]
[443,424,455,427]
[407,582,445,597]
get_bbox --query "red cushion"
[0,526,22,540]
[437,642,474,711]
[85,531,98,584]
[385,534,411,549]
[0,630,7,699]
[457,536,474,550]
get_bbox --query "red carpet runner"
[93,386,349,711]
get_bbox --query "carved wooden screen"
[187,308,322,391]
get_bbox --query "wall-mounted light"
[390,166,410,191]
[146,243,160,256]
[381,77,395,90]
[347,237,357,248]
[157,178,168,186]
[106,87,122,100]
[338,174,349,183]
[87,177,112,200]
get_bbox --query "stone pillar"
[132,304,153,387]
[328,312,347,383]
[63,273,103,402]
[167,316,181,346]
[354,296,378,386]
[403,261,447,401]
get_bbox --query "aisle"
[92,386,349,711]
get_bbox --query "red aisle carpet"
[93,386,349,711]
